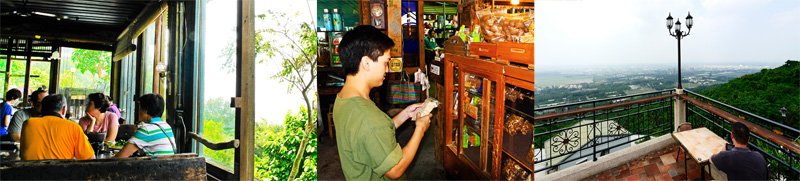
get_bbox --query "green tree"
[202,119,235,169]
[255,107,317,180]
[255,10,318,179]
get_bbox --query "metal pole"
[677,33,682,89]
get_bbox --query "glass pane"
[29,61,50,92]
[142,23,156,94]
[200,0,236,170]
[503,83,535,171]
[462,72,484,168]
[58,48,112,93]
[451,65,459,146]
[8,60,27,93]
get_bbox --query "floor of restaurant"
[317,119,447,180]
[587,144,713,181]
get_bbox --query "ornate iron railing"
[685,90,800,180]
[532,89,676,174]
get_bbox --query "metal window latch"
[230,97,242,108]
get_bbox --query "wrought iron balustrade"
[532,89,676,174]
[684,90,800,180]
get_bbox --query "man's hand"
[402,103,424,119]
[415,113,432,133]
[393,103,424,128]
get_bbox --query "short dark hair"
[106,95,113,102]
[5,88,21,101]
[41,94,67,114]
[30,89,48,106]
[138,94,164,118]
[731,122,750,144]
[87,93,110,113]
[338,25,395,76]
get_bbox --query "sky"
[203,0,317,125]
[536,0,800,71]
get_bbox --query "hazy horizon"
[536,0,800,71]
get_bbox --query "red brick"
[615,169,631,179]
[654,173,673,181]
[644,164,660,177]
[630,167,645,175]
[658,164,674,173]
[648,157,661,165]
[622,174,639,181]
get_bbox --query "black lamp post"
[667,12,693,89]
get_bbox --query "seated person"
[710,122,768,180]
[106,95,122,119]
[79,93,120,142]
[20,94,95,160]
[115,94,175,158]
[8,89,48,142]
[0,88,21,140]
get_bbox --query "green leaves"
[255,107,317,180]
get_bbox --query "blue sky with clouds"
[536,0,800,70]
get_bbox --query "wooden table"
[672,127,728,180]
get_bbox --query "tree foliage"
[699,60,799,130]
[255,107,317,180]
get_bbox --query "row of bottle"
[322,9,343,31]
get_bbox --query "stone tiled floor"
[587,144,713,181]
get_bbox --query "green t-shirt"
[333,95,405,180]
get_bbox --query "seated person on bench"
[115,94,175,158]
[20,94,95,160]
[79,93,120,142]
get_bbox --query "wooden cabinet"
[442,53,534,180]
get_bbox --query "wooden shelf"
[502,149,534,172]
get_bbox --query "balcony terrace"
[533,89,799,180]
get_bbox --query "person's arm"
[3,115,10,128]
[384,114,432,179]
[85,113,97,133]
[392,103,423,128]
[8,111,24,142]
[105,114,120,142]
[115,143,140,158]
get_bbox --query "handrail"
[534,94,676,122]
[680,94,800,154]
[187,132,239,150]
[535,89,674,111]
[685,90,800,135]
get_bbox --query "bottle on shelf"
[323,9,332,31]
[333,9,342,31]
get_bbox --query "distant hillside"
[697,60,799,129]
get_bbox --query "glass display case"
[442,53,534,180]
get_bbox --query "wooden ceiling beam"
[113,1,167,61]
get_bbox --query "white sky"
[203,0,317,125]
[536,0,800,71]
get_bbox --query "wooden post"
[236,0,256,180]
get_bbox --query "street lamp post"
[667,12,693,89]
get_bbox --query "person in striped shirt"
[115,94,175,157]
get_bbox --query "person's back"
[710,122,768,180]
[20,115,94,160]
[129,117,175,156]
[711,147,768,180]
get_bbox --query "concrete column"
[674,88,686,131]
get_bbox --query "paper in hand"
[413,98,440,120]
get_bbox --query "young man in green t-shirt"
[333,25,433,180]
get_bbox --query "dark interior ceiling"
[1,0,156,46]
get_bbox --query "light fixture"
[512,0,520,5]
[51,50,59,59]
[686,12,693,29]
[780,107,788,117]
[666,13,673,30]
[33,11,56,17]
[675,19,681,32]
